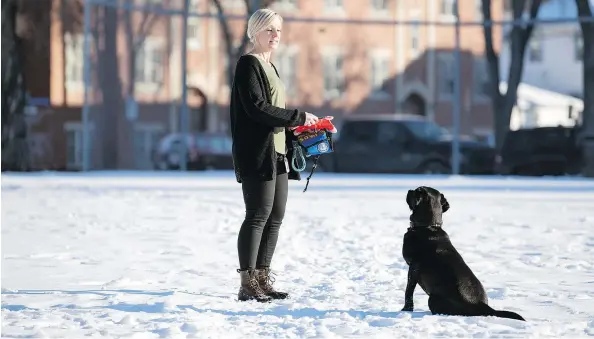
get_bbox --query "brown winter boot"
[237,269,272,303]
[256,268,289,300]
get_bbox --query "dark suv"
[496,126,582,176]
[317,114,495,174]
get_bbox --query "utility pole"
[452,0,461,175]
[180,0,190,171]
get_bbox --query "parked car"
[495,126,582,176]
[316,114,496,174]
[152,132,234,170]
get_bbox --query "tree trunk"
[97,6,123,169]
[1,0,30,171]
[576,0,594,177]
[481,0,543,153]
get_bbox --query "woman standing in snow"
[229,8,319,302]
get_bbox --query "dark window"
[377,122,408,145]
[342,121,378,143]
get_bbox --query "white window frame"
[272,0,298,11]
[440,0,456,20]
[438,53,455,100]
[187,0,201,49]
[369,50,391,100]
[223,0,244,9]
[135,37,164,92]
[473,57,490,102]
[274,45,299,97]
[64,33,84,89]
[475,0,483,20]
[324,0,344,14]
[322,47,345,100]
[370,0,389,15]
[409,15,421,58]
[63,122,95,170]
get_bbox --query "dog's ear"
[406,189,421,210]
[440,193,450,213]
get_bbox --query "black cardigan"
[229,54,306,183]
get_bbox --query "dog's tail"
[480,303,525,321]
[493,309,525,321]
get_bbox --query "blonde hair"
[247,9,282,44]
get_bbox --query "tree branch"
[481,0,501,102]
[576,0,593,39]
[522,0,543,47]
[505,0,542,102]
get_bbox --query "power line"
[85,0,594,27]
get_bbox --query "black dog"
[400,186,525,321]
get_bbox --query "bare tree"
[2,0,29,171]
[575,0,594,177]
[123,5,159,99]
[75,1,158,169]
[481,0,544,152]
[211,0,276,89]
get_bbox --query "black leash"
[303,155,320,192]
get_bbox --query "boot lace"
[260,269,277,291]
[249,272,267,296]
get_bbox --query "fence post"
[82,0,93,171]
[451,0,461,175]
[180,0,190,171]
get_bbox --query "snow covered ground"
[2,171,594,338]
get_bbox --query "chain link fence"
[20,0,590,173]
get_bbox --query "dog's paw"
[401,305,414,312]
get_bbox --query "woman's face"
[254,16,282,51]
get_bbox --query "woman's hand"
[304,112,319,126]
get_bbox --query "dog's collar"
[408,221,442,230]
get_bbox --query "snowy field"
[2,171,594,338]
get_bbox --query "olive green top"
[256,57,287,155]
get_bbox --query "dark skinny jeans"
[237,155,289,270]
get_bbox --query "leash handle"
[291,141,307,172]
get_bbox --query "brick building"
[21,0,503,170]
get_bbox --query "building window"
[274,46,298,97]
[187,0,201,49]
[187,18,201,49]
[369,52,390,98]
[528,33,542,62]
[473,57,490,99]
[575,30,583,61]
[440,0,455,16]
[410,19,420,57]
[371,0,388,11]
[64,33,84,87]
[275,0,297,7]
[135,38,164,89]
[223,0,243,8]
[324,0,343,10]
[438,53,455,98]
[475,0,483,20]
[322,50,344,100]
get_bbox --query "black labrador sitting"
[400,186,525,321]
